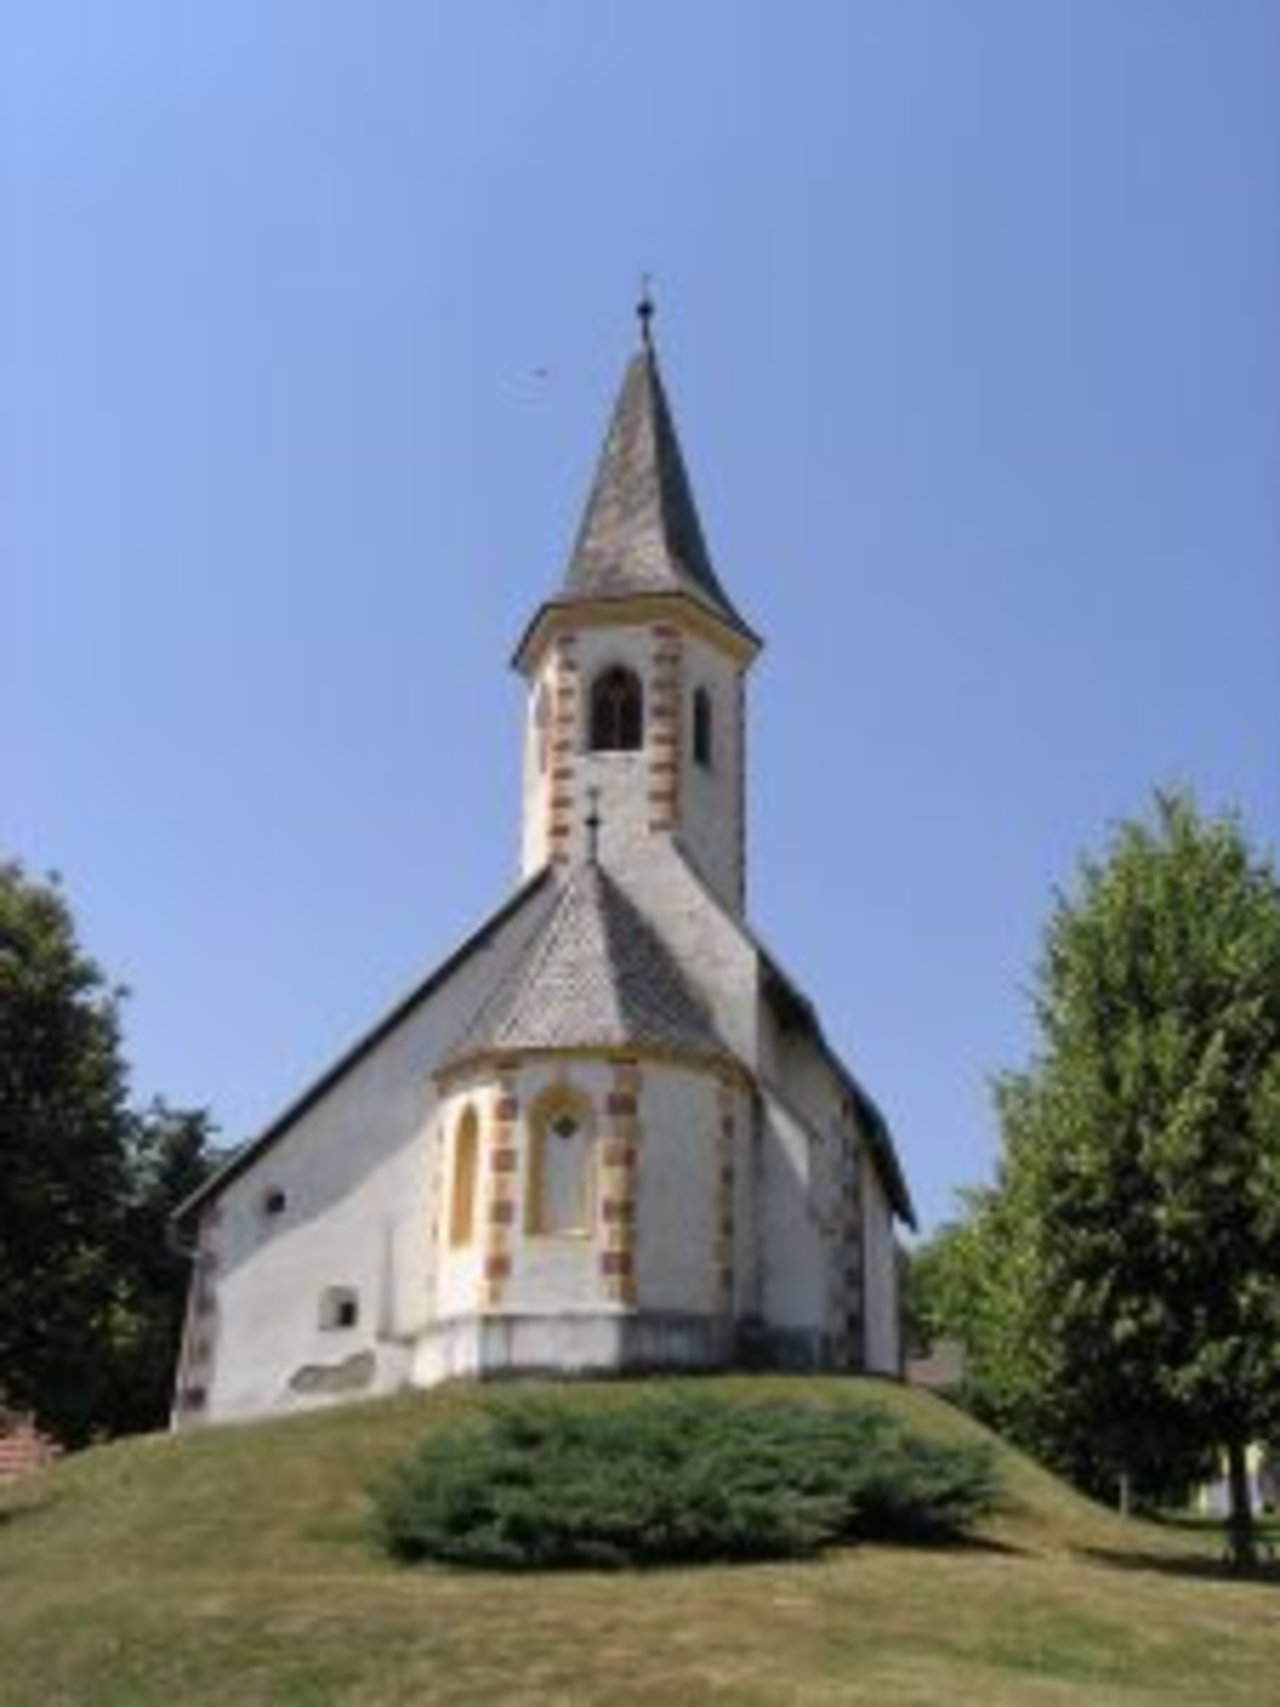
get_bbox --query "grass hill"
[1,1375,1277,1705]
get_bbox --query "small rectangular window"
[319,1286,359,1331]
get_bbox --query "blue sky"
[4,2,1277,1233]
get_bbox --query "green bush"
[371,1393,999,1569]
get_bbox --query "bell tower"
[514,300,761,915]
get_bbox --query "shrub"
[371,1393,999,1569]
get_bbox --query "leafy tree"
[0,862,217,1444]
[925,793,1280,1565]
[103,1103,219,1436]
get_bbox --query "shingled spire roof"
[444,859,727,1067]
[556,307,755,639]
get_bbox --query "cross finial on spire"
[585,787,602,863]
[637,274,655,350]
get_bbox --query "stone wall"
[0,1412,60,1483]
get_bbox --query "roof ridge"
[173,867,558,1222]
[445,859,728,1066]
[591,863,713,1036]
[452,863,595,1053]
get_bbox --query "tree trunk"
[1225,1437,1257,1571]
[1117,1470,1132,1517]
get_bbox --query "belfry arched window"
[449,1106,480,1248]
[692,686,713,769]
[589,666,644,752]
[526,1087,595,1237]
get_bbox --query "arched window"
[526,1087,595,1236]
[692,686,713,769]
[449,1106,480,1248]
[534,685,550,775]
[589,666,644,752]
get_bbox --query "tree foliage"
[0,862,218,1444]
[916,792,1280,1561]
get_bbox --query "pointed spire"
[557,305,753,638]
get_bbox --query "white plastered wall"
[678,629,746,913]
[754,1007,864,1348]
[860,1152,902,1375]
[633,1065,724,1315]
[519,660,556,878]
[519,617,749,922]
[187,886,555,1426]
[755,1088,826,1332]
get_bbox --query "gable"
[173,869,556,1227]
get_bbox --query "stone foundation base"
[411,1311,862,1389]
[412,1310,736,1389]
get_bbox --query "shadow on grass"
[850,1527,1023,1559]
[377,1530,1027,1577]
[1080,1545,1280,1584]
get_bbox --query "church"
[172,306,915,1427]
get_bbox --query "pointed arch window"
[526,1087,595,1237]
[449,1106,480,1248]
[692,686,713,769]
[589,666,644,752]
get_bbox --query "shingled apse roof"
[446,859,726,1065]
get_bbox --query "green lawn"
[2,1376,1278,1704]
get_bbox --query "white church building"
[172,307,915,1427]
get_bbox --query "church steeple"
[515,304,759,666]
[559,305,754,642]
[517,309,759,916]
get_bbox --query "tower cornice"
[513,588,761,678]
